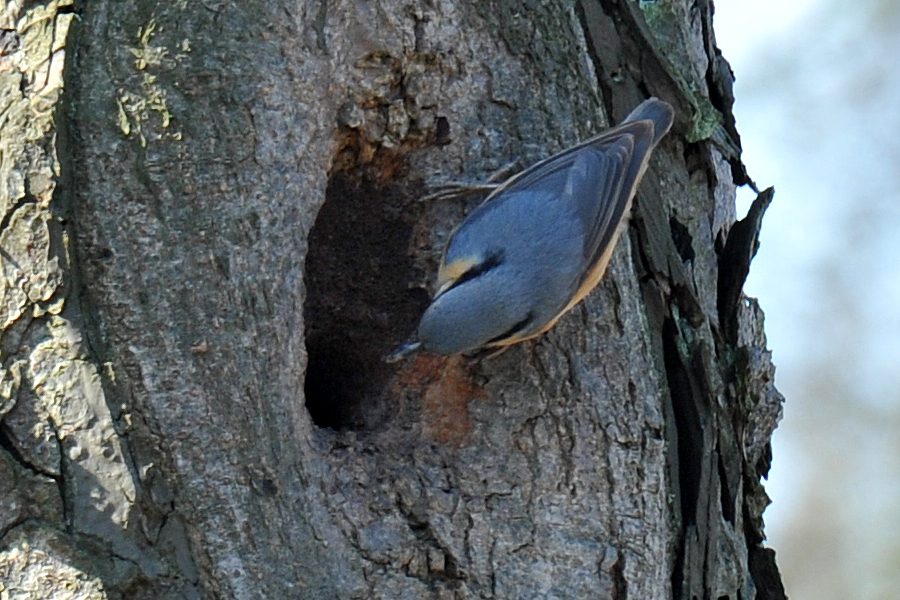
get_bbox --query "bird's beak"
[384,339,422,363]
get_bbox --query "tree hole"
[303,170,430,431]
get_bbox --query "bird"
[387,98,674,361]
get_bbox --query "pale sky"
[714,0,900,598]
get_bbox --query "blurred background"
[713,0,900,598]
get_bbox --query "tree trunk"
[0,0,786,599]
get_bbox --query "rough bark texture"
[0,0,785,599]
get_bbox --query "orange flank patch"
[556,222,625,320]
[484,219,629,349]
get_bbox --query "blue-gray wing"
[478,118,659,298]
[450,98,673,308]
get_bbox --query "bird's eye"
[441,251,504,295]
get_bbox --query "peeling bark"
[0,0,785,599]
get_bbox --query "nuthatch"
[388,98,674,361]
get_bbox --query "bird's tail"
[624,98,675,147]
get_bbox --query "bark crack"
[0,418,63,483]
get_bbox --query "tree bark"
[0,0,786,599]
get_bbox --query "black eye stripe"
[444,250,504,294]
[486,311,534,346]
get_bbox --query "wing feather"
[482,120,656,307]
[445,101,672,345]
